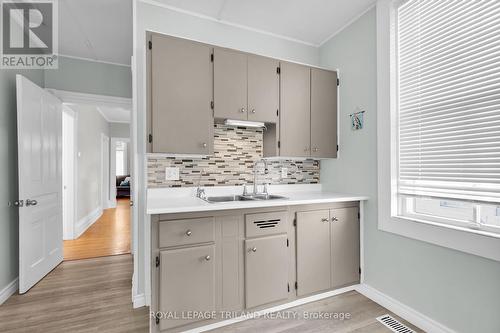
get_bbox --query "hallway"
[64,198,131,261]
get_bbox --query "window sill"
[378,214,500,262]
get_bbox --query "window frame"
[376,0,500,261]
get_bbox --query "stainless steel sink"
[202,194,288,203]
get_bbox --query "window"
[116,141,128,176]
[394,0,500,235]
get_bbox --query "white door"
[62,107,76,240]
[16,75,63,294]
[101,134,110,209]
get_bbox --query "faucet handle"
[242,184,249,196]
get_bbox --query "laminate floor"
[0,254,149,333]
[64,198,131,260]
[209,291,423,333]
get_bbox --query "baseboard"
[186,285,358,333]
[356,284,455,333]
[0,278,18,305]
[133,293,146,308]
[75,206,103,239]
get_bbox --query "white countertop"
[147,184,368,215]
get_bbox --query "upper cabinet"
[279,62,311,157]
[214,49,279,123]
[247,55,279,123]
[311,68,338,158]
[148,34,337,158]
[150,34,214,155]
[214,48,248,121]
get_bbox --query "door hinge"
[210,101,214,109]
[359,267,362,275]
[293,218,297,227]
[148,40,152,50]
[12,200,24,207]
[155,316,160,325]
[295,282,298,290]
[336,144,339,152]
[337,78,340,86]
[358,212,360,220]
[276,109,279,117]
[277,141,281,148]
[148,134,153,143]
[286,238,289,247]
[211,53,214,62]
[277,66,281,74]
[287,283,290,292]
[155,256,160,267]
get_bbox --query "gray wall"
[45,56,132,98]
[73,105,110,221]
[109,122,130,138]
[0,69,44,293]
[319,8,500,332]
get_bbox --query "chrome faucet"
[252,159,269,195]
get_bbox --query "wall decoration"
[350,108,365,130]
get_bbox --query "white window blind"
[397,0,500,203]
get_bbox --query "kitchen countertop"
[147,184,368,215]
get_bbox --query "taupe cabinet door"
[296,210,331,296]
[214,48,248,120]
[331,207,360,288]
[159,245,215,330]
[248,55,279,123]
[245,234,288,308]
[279,62,311,157]
[296,207,359,296]
[311,68,338,158]
[151,35,214,154]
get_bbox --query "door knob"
[185,230,192,236]
[240,108,246,113]
[251,109,256,114]
[202,143,207,148]
[251,247,257,252]
[204,255,211,261]
[313,147,319,152]
[26,199,37,206]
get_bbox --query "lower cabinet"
[245,234,289,308]
[296,206,360,296]
[158,244,215,331]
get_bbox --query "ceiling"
[152,0,376,46]
[59,0,132,65]
[58,0,375,66]
[97,106,131,123]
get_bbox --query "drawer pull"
[251,247,257,253]
[321,218,329,223]
[331,217,339,222]
[185,230,192,236]
[204,255,211,261]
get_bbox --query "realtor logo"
[1,0,58,68]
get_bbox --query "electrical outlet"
[281,168,288,179]
[165,167,180,181]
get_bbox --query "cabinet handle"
[304,147,309,152]
[321,218,329,223]
[313,147,319,152]
[240,108,246,113]
[331,217,339,222]
[251,247,257,252]
[202,143,207,148]
[185,230,192,236]
[204,255,211,261]
[251,109,256,114]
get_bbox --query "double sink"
[202,193,288,203]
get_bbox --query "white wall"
[109,122,130,138]
[72,105,110,222]
[319,8,500,332]
[133,0,320,305]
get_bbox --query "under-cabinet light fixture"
[224,119,266,128]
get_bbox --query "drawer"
[159,217,215,248]
[245,211,288,238]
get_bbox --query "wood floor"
[209,291,422,333]
[0,254,149,333]
[64,198,131,260]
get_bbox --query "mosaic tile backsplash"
[147,124,320,187]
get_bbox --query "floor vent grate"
[376,314,415,333]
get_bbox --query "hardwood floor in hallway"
[0,255,149,333]
[64,198,131,260]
